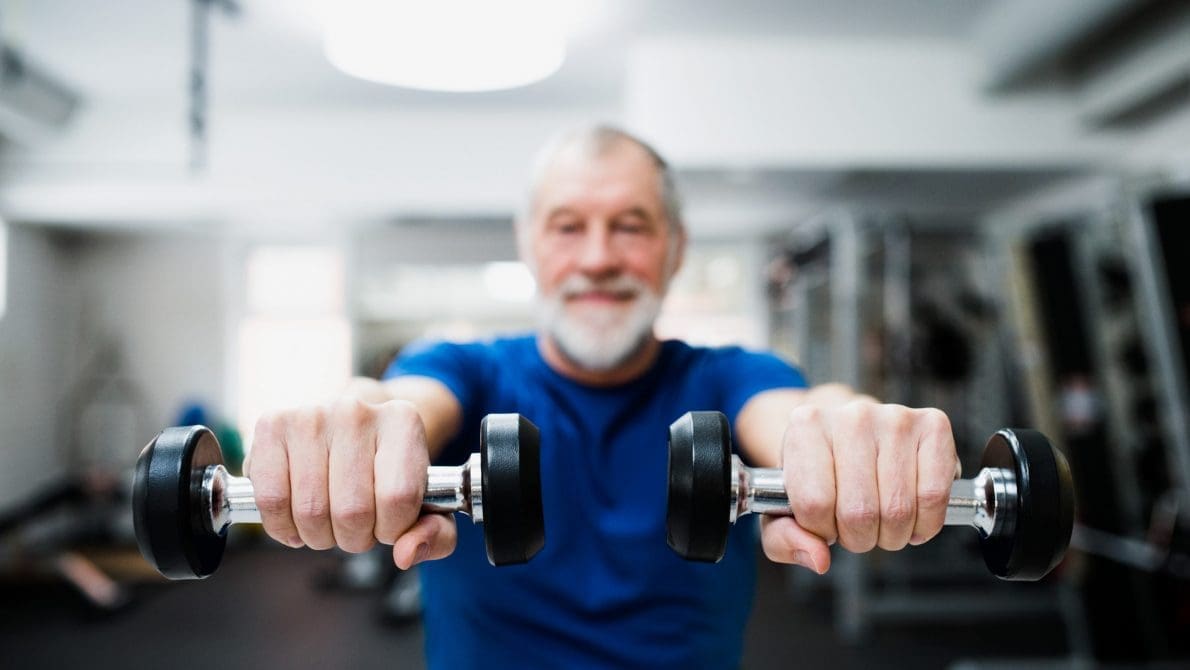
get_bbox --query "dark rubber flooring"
[0,540,1070,669]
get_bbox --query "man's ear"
[666,223,688,280]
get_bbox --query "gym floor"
[1,539,1070,669]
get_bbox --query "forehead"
[531,142,664,217]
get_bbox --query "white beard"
[537,274,663,372]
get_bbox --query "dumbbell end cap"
[666,411,733,563]
[132,426,228,580]
[480,414,546,566]
[980,429,1075,581]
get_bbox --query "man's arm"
[733,384,959,575]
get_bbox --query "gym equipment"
[666,411,1075,581]
[133,413,544,579]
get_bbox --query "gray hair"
[518,125,684,236]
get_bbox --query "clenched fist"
[760,400,959,574]
[243,397,457,569]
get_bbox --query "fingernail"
[795,550,820,574]
[910,533,925,546]
[413,543,430,565]
[287,536,304,548]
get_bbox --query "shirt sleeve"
[383,339,486,416]
[715,347,808,428]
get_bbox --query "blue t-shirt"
[386,335,806,669]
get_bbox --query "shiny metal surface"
[726,460,1015,534]
[203,465,261,534]
[729,457,741,523]
[423,464,469,515]
[468,453,483,524]
[200,455,484,534]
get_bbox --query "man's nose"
[576,228,621,277]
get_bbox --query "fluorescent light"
[323,0,566,92]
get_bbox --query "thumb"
[392,514,458,570]
[760,516,832,575]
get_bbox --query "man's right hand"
[243,398,458,569]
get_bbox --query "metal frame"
[1123,185,1190,493]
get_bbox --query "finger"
[249,413,303,548]
[373,400,429,545]
[287,409,336,550]
[392,514,458,570]
[760,516,832,574]
[875,406,917,551]
[783,405,837,544]
[832,404,880,553]
[911,409,958,545]
[329,400,378,554]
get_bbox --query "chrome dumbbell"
[666,411,1075,580]
[133,414,544,579]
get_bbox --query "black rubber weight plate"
[667,411,732,562]
[979,429,1075,581]
[480,414,545,566]
[133,426,227,579]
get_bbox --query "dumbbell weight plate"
[133,426,226,580]
[480,414,545,566]
[978,429,1075,581]
[666,411,733,563]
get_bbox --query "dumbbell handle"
[729,458,1017,539]
[201,454,484,536]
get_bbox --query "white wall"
[0,225,74,508]
[66,232,230,440]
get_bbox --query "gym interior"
[1,2,1188,668]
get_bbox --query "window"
[236,245,351,453]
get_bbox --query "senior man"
[245,126,958,668]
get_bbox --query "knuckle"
[838,500,879,529]
[882,496,915,525]
[793,489,835,523]
[884,405,915,436]
[788,403,822,426]
[837,401,874,432]
[333,499,374,530]
[918,484,951,511]
[292,406,328,439]
[254,411,282,441]
[379,478,423,515]
[335,397,373,428]
[918,408,952,437]
[254,489,290,517]
[294,494,330,525]
[386,399,419,424]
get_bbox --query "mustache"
[556,274,649,299]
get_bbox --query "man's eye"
[614,220,646,234]
[555,222,581,234]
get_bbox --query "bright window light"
[246,246,344,316]
[322,0,567,92]
[483,261,535,302]
[237,245,351,454]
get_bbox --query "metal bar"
[1124,193,1190,491]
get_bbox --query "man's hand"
[243,398,457,569]
[755,397,959,575]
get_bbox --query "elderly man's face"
[523,142,683,371]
